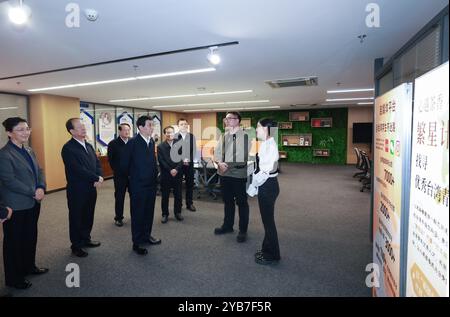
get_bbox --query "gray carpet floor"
[0,163,372,297]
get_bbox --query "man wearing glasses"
[174,118,198,212]
[214,112,251,243]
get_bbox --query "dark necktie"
[232,134,236,163]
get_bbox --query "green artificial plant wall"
[217,108,348,165]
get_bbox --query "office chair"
[360,152,372,192]
[353,148,366,178]
[196,157,221,200]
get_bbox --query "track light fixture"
[207,46,221,65]
[8,0,31,25]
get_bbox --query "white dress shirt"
[139,133,152,145]
[258,137,279,176]
[247,137,279,197]
[73,138,88,152]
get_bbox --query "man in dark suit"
[158,126,183,223]
[121,116,161,255]
[61,118,103,258]
[0,117,48,290]
[107,123,131,227]
[174,118,197,212]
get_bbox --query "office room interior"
[0,0,448,298]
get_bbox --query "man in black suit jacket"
[158,126,183,224]
[121,116,161,255]
[107,123,131,227]
[174,118,197,212]
[61,118,103,258]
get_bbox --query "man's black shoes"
[146,236,162,245]
[29,267,49,275]
[71,248,88,257]
[254,253,280,265]
[161,215,169,223]
[133,245,148,255]
[84,240,101,248]
[175,213,184,221]
[214,227,234,235]
[6,280,32,290]
[187,205,196,212]
[236,232,247,243]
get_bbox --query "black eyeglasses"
[13,127,32,132]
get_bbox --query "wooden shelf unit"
[289,111,310,122]
[281,134,312,147]
[279,122,293,129]
[311,117,333,128]
[313,149,331,157]
[279,151,288,159]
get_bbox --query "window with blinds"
[443,14,449,62]
[393,26,441,86]
[378,70,394,96]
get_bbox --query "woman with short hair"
[0,117,48,290]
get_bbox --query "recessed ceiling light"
[212,108,245,111]
[183,109,213,112]
[215,106,280,111]
[153,100,270,109]
[326,97,374,102]
[181,105,280,112]
[327,88,374,93]
[110,90,253,103]
[28,67,215,92]
[196,90,253,97]
[0,107,19,110]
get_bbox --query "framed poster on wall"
[406,62,449,297]
[151,114,161,143]
[373,83,413,297]
[80,103,95,145]
[96,107,115,156]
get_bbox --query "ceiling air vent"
[265,76,318,88]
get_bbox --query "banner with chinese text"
[406,62,449,297]
[373,83,413,297]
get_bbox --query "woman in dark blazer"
[0,117,48,290]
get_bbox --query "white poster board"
[406,62,449,297]
[80,108,95,145]
[373,83,413,297]
[118,111,134,137]
[98,111,115,155]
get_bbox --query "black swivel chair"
[196,157,221,200]
[353,148,366,179]
[360,152,372,192]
